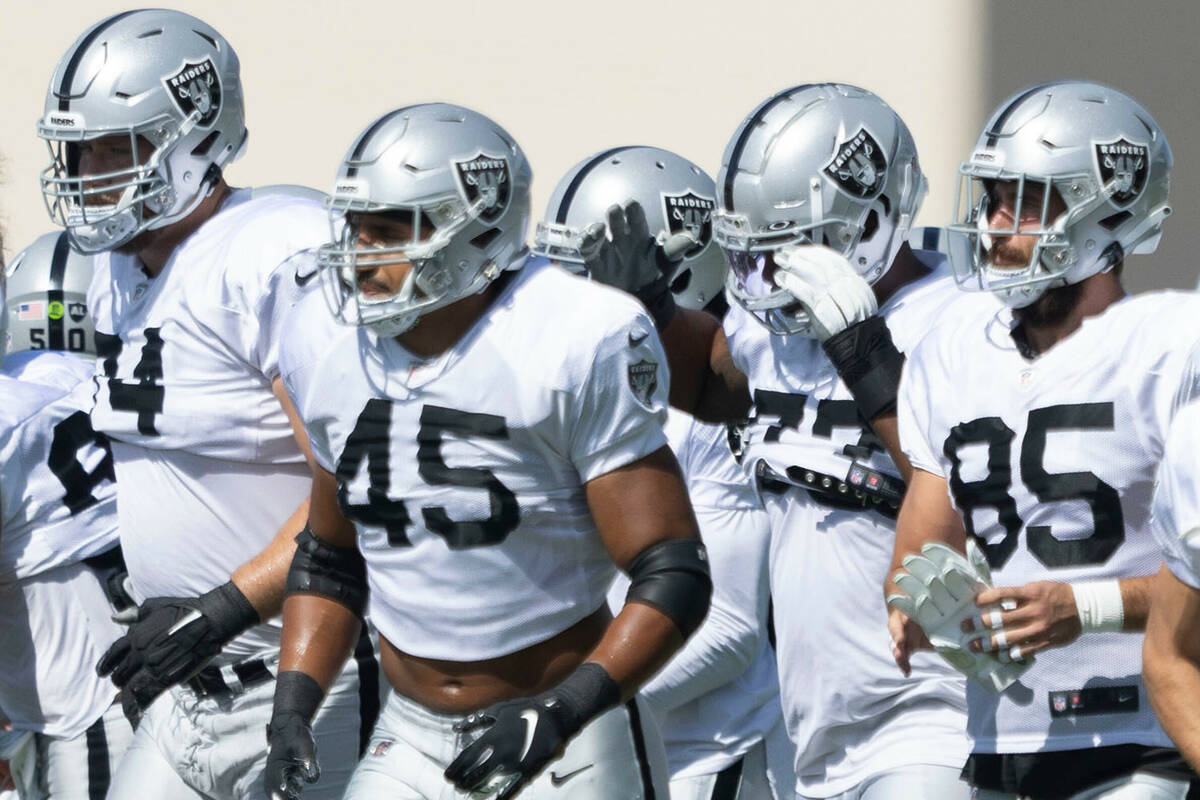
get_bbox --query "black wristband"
[821,316,905,420]
[201,581,260,641]
[271,670,326,726]
[635,274,677,331]
[550,662,621,733]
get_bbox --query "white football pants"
[106,640,380,800]
[973,770,1190,799]
[798,764,971,800]
[345,689,670,799]
[668,732,795,800]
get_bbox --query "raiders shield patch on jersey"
[661,190,715,258]
[1095,138,1148,207]
[824,127,887,198]
[163,58,221,128]
[454,152,511,224]
[627,360,659,407]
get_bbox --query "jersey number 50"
[943,402,1124,570]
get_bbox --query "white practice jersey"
[616,410,783,780]
[900,291,1200,754]
[282,260,669,661]
[1152,399,1200,588]
[0,350,116,581]
[724,252,973,795]
[0,350,122,737]
[88,189,324,660]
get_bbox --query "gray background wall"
[984,0,1200,293]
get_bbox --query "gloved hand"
[264,671,324,800]
[96,580,259,715]
[771,244,878,341]
[580,201,694,329]
[444,663,619,799]
[887,541,1033,693]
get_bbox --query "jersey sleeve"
[897,339,945,477]
[566,311,670,483]
[250,251,320,380]
[1151,402,1200,589]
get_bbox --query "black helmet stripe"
[57,10,141,111]
[555,146,638,224]
[984,82,1065,147]
[46,232,71,350]
[723,84,813,211]
[344,106,416,178]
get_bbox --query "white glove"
[771,244,877,341]
[887,541,1033,693]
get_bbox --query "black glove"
[96,580,259,714]
[580,201,691,330]
[444,663,619,799]
[264,672,325,800]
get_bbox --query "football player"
[1144,371,1200,771]
[583,84,974,799]
[889,80,1196,798]
[536,145,795,799]
[264,104,711,800]
[36,10,376,799]
[0,231,133,798]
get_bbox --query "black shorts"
[962,745,1194,798]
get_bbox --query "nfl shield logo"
[1053,695,1067,713]
[627,359,659,407]
[824,127,888,198]
[661,190,715,257]
[454,152,511,224]
[163,58,222,128]
[1094,138,1149,208]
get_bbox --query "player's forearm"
[660,308,750,422]
[867,413,914,484]
[584,602,688,701]
[1117,575,1155,632]
[230,497,310,620]
[1145,576,1200,769]
[278,593,362,692]
[886,472,967,597]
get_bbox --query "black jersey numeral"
[336,401,520,549]
[944,402,1125,569]
[95,328,165,436]
[47,411,115,515]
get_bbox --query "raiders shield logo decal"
[1095,138,1149,207]
[661,190,715,257]
[68,302,87,323]
[627,359,659,407]
[163,58,221,128]
[454,152,511,224]
[824,127,888,198]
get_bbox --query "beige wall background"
[0,0,987,262]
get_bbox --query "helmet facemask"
[319,196,501,338]
[39,115,223,254]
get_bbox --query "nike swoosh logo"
[628,331,648,347]
[518,709,539,762]
[550,764,594,786]
[166,609,203,637]
[294,269,318,287]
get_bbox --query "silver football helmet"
[715,83,926,336]
[533,146,726,311]
[946,81,1171,308]
[319,104,532,337]
[4,232,97,357]
[37,9,247,253]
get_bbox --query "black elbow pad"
[286,526,368,618]
[624,539,712,638]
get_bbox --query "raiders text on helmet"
[715,83,926,336]
[4,232,98,357]
[319,103,532,337]
[37,10,247,253]
[533,146,726,311]
[945,80,1172,308]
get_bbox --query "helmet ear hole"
[469,227,502,250]
[669,268,692,295]
[861,209,880,242]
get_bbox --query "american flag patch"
[17,302,44,321]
